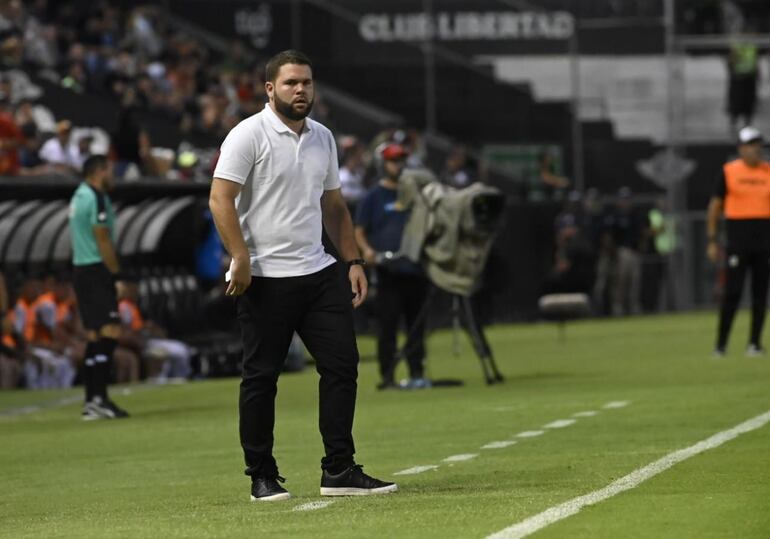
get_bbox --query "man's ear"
[265,81,274,100]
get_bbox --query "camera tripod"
[393,285,504,385]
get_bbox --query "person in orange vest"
[32,275,59,347]
[707,126,770,357]
[116,280,191,382]
[11,277,75,389]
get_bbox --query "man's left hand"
[349,265,368,308]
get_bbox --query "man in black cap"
[707,126,770,357]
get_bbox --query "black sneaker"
[104,399,130,418]
[81,396,129,420]
[376,380,397,390]
[320,465,398,496]
[250,476,291,502]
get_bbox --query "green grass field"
[3,312,770,538]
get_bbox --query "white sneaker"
[746,344,766,358]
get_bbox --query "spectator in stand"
[440,145,475,189]
[14,97,55,173]
[38,119,81,175]
[16,123,46,174]
[0,91,22,175]
[15,97,55,134]
[0,0,23,68]
[112,87,146,179]
[117,280,192,383]
[219,39,250,75]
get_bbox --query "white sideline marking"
[293,501,333,512]
[573,411,598,418]
[393,465,439,475]
[443,453,478,463]
[0,383,164,419]
[543,419,576,429]
[603,400,630,409]
[482,441,518,449]
[516,430,544,438]
[0,397,78,418]
[486,409,770,539]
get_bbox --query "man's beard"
[274,92,314,121]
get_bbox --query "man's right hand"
[707,240,719,263]
[226,255,252,296]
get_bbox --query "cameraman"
[355,144,430,390]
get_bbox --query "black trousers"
[236,263,358,478]
[717,250,770,349]
[376,267,428,382]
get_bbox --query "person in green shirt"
[728,39,760,129]
[69,154,129,420]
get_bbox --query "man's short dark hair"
[82,154,109,179]
[265,50,313,82]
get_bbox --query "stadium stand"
[3,0,770,388]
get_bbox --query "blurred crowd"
[543,188,676,316]
[0,0,294,180]
[0,272,194,390]
[0,0,482,187]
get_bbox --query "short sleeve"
[213,124,256,185]
[714,169,727,199]
[323,134,341,191]
[355,191,373,230]
[93,191,108,225]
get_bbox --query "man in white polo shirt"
[209,50,397,502]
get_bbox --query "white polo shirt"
[214,104,340,277]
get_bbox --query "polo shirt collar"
[264,103,312,135]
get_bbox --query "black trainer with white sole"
[320,465,398,496]
[81,396,130,420]
[250,476,291,502]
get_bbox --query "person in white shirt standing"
[209,50,397,502]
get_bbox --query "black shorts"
[73,263,120,331]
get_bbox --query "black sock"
[83,341,98,402]
[93,337,118,400]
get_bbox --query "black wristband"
[347,258,366,267]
